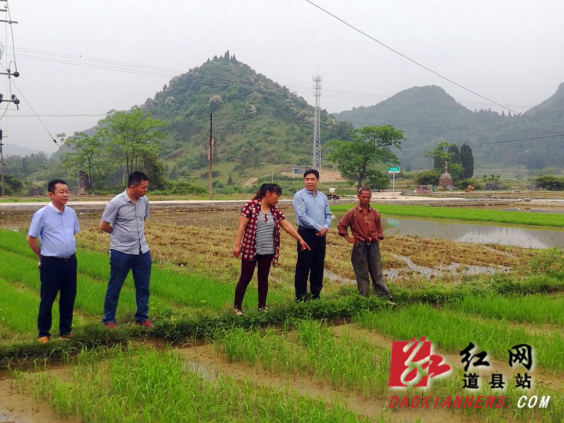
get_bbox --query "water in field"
[382,217,564,249]
[2,207,563,249]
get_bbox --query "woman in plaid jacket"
[232,183,309,315]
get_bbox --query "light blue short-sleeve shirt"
[28,202,81,258]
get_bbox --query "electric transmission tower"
[312,75,322,170]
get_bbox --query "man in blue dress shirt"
[27,179,81,344]
[293,169,332,301]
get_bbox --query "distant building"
[291,166,309,175]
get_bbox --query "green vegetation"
[535,174,564,191]
[29,345,368,423]
[331,203,564,228]
[217,320,390,397]
[327,125,404,189]
[0,230,267,317]
[355,305,564,371]
[446,293,564,325]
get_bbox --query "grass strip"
[29,345,370,423]
[4,273,564,365]
[392,273,564,305]
[331,204,564,228]
[355,304,564,371]
[446,292,564,325]
[0,295,391,367]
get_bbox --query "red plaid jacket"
[240,199,285,264]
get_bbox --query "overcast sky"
[2,0,563,154]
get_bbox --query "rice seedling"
[355,305,564,371]
[0,277,87,336]
[0,249,139,320]
[331,204,564,228]
[446,293,564,325]
[0,229,272,312]
[217,320,390,398]
[29,345,371,422]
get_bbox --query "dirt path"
[0,377,78,423]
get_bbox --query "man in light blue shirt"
[293,169,332,300]
[27,179,81,344]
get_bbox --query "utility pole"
[0,1,19,197]
[0,132,4,197]
[208,114,213,200]
[312,75,322,170]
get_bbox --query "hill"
[141,51,351,180]
[334,85,564,171]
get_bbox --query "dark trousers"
[234,255,273,310]
[351,242,392,298]
[103,249,152,324]
[295,228,326,301]
[38,255,77,338]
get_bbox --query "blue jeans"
[103,249,152,324]
[38,255,77,338]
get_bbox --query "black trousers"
[295,228,326,300]
[38,255,77,338]
[234,254,273,310]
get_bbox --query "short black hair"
[357,186,372,195]
[128,171,149,187]
[48,179,68,193]
[303,169,319,179]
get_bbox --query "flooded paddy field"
[1,206,563,422]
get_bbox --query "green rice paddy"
[331,204,564,228]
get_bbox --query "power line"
[479,134,564,145]
[2,66,58,145]
[341,120,564,136]
[4,47,539,111]
[4,113,106,118]
[304,0,521,114]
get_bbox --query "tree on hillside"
[62,132,114,190]
[327,125,404,188]
[460,144,474,178]
[98,107,166,176]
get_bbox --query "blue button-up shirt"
[101,190,150,255]
[28,202,81,258]
[293,188,332,232]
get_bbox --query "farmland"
[331,204,564,228]
[0,206,563,422]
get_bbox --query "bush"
[535,175,564,191]
[415,169,441,186]
[456,178,482,190]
